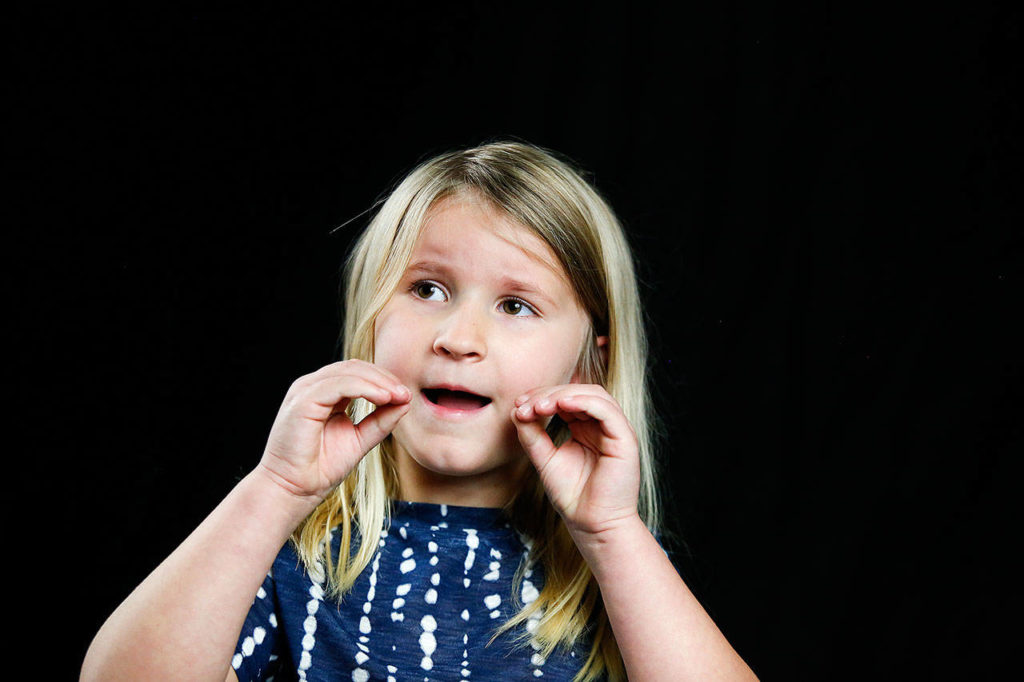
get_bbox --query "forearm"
[80,467,321,682]
[574,516,758,682]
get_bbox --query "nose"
[432,302,487,361]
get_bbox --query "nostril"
[435,342,482,359]
[433,321,485,359]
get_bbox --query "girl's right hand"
[257,360,411,503]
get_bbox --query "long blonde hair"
[292,141,660,681]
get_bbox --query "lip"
[419,383,493,420]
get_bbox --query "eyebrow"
[405,260,559,308]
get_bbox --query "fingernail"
[515,394,528,406]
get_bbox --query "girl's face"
[373,195,596,507]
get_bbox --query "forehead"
[411,195,571,286]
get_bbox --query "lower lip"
[420,391,492,420]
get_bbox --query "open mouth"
[422,388,493,411]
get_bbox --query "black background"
[13,2,1021,679]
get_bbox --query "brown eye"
[500,298,536,316]
[413,281,446,301]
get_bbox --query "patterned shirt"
[232,500,596,681]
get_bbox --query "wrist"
[246,465,326,525]
[568,513,650,577]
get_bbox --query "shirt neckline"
[390,499,511,529]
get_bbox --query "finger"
[303,374,410,421]
[305,360,408,397]
[514,383,611,409]
[510,406,557,470]
[513,386,551,407]
[352,401,412,453]
[545,393,633,442]
[513,391,562,421]
[516,385,614,422]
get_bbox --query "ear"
[570,334,610,384]
[595,334,609,367]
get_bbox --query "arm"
[512,385,757,681]
[573,516,757,681]
[80,469,320,682]
[81,360,411,682]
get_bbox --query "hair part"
[292,141,660,682]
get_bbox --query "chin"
[408,448,518,477]
[392,431,523,475]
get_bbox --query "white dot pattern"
[352,540,384,681]
[232,568,278,673]
[231,502,596,680]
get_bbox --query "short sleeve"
[231,569,283,681]
[653,530,674,563]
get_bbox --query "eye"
[500,297,537,317]
[411,281,447,302]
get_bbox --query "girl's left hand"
[511,384,641,538]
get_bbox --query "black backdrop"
[13,3,1020,680]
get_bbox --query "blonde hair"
[292,141,660,681]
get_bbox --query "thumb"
[511,408,556,471]
[354,401,411,453]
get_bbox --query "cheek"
[501,336,582,392]
[372,310,412,373]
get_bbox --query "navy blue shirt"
[232,500,595,681]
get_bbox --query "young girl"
[81,142,757,681]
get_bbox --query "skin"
[369,196,757,679]
[373,194,606,508]
[81,194,758,682]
